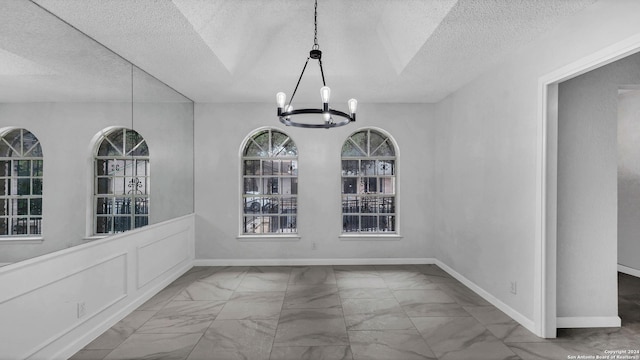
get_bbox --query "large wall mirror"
[0,0,194,265]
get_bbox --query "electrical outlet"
[77,302,86,318]
[510,281,517,295]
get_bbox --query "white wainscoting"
[0,214,195,360]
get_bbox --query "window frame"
[340,127,400,237]
[0,128,44,240]
[92,128,150,236]
[239,127,299,239]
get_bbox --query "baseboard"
[193,258,437,266]
[557,316,621,328]
[433,259,538,336]
[618,264,640,278]
[51,260,194,360]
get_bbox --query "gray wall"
[618,89,640,272]
[0,101,194,263]
[194,102,434,261]
[557,53,640,317]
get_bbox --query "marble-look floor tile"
[414,264,458,282]
[284,285,341,309]
[68,349,112,360]
[274,308,349,346]
[508,341,600,360]
[216,291,285,320]
[269,345,353,360]
[348,329,436,360]
[393,289,458,316]
[380,272,438,290]
[336,277,387,289]
[289,266,337,286]
[333,265,380,278]
[138,285,184,311]
[103,333,202,360]
[236,266,291,292]
[136,300,225,334]
[412,316,518,360]
[557,326,640,350]
[342,298,414,330]
[437,282,491,306]
[464,305,544,343]
[174,267,249,301]
[338,288,394,299]
[85,310,156,349]
[186,319,277,360]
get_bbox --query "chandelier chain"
[313,0,319,50]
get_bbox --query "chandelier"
[276,0,357,129]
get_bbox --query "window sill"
[339,233,402,240]
[237,234,301,242]
[0,236,44,244]
[83,235,109,241]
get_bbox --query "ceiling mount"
[276,0,357,129]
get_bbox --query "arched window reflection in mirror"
[94,128,149,235]
[0,128,43,237]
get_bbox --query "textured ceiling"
[3,0,599,103]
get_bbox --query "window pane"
[262,198,279,214]
[96,197,112,214]
[113,216,131,233]
[17,178,30,195]
[30,198,42,215]
[32,160,43,176]
[363,178,377,193]
[2,129,21,154]
[282,160,297,175]
[342,160,359,176]
[95,216,112,234]
[281,197,297,214]
[97,177,111,194]
[281,140,297,157]
[0,160,10,176]
[127,177,144,194]
[379,178,395,194]
[266,178,279,194]
[135,160,149,176]
[17,198,28,215]
[361,160,376,176]
[131,140,149,156]
[372,141,394,156]
[244,178,259,194]
[12,218,28,235]
[281,178,297,195]
[124,160,134,176]
[97,140,120,156]
[0,179,9,195]
[343,215,359,232]
[15,160,30,176]
[342,196,359,213]
[369,132,386,156]
[380,215,395,232]
[351,132,368,155]
[262,160,275,175]
[29,217,42,234]
[271,131,288,155]
[380,197,395,213]
[361,197,378,213]
[0,199,6,215]
[108,160,125,176]
[135,216,148,228]
[135,198,149,214]
[0,218,7,235]
[341,140,365,157]
[244,160,260,175]
[114,198,131,214]
[361,215,377,231]
[342,178,357,194]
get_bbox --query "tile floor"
[70,265,640,360]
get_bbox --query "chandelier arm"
[288,57,311,106]
[318,59,327,87]
[279,108,354,129]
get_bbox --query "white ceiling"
[4,0,599,104]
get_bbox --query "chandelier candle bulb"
[348,98,358,117]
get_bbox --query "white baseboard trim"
[557,316,621,328]
[433,259,538,335]
[52,261,193,360]
[618,264,640,278]
[193,258,437,266]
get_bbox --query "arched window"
[94,128,149,235]
[242,128,297,234]
[341,128,396,233]
[0,128,43,236]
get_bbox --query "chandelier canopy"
[276,0,357,129]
